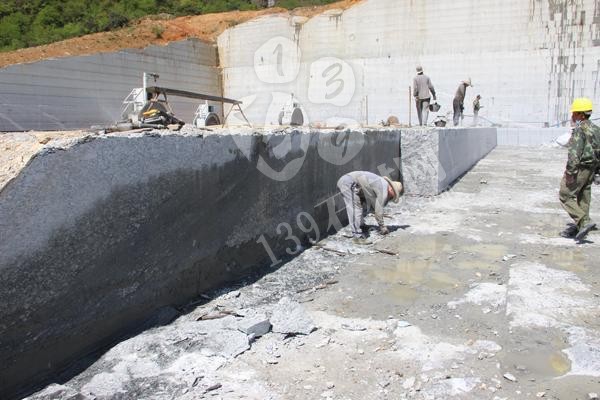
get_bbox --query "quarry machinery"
[278,93,305,126]
[193,102,221,128]
[112,72,251,132]
[119,72,184,129]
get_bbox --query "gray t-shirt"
[413,74,436,100]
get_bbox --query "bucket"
[433,116,447,127]
[429,102,441,112]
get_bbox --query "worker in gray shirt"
[453,78,472,126]
[336,171,403,245]
[413,66,437,126]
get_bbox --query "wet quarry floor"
[27,146,600,400]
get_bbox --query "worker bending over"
[453,78,471,126]
[337,171,403,245]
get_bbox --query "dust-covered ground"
[26,146,600,400]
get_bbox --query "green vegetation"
[0,0,339,52]
[275,0,338,8]
[151,24,165,38]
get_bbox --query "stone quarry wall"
[3,0,596,132]
[218,0,600,128]
[0,129,400,398]
[0,39,221,131]
[437,128,498,192]
[400,128,497,196]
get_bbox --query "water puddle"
[371,259,430,285]
[370,258,460,292]
[540,250,588,272]
[549,352,572,375]
[463,243,509,261]
[394,235,453,256]
[453,258,495,270]
[428,271,461,289]
[501,340,572,377]
[366,236,506,302]
[448,243,509,271]
[386,286,419,302]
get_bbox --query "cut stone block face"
[400,128,497,196]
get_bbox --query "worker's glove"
[594,173,600,185]
[565,172,577,188]
[379,226,390,235]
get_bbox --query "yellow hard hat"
[570,97,593,113]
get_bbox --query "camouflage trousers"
[559,167,596,229]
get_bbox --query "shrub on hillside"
[0,0,341,52]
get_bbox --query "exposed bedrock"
[0,129,400,398]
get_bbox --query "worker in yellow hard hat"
[559,97,600,240]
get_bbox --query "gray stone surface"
[237,314,271,338]
[437,128,497,193]
[497,128,567,146]
[0,39,220,131]
[21,146,600,400]
[205,329,250,358]
[270,297,316,335]
[0,128,400,398]
[27,384,90,400]
[401,128,497,196]
[399,128,439,196]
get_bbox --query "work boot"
[352,236,373,245]
[559,223,578,239]
[575,222,597,241]
[360,224,370,233]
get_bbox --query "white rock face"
[218,0,600,127]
